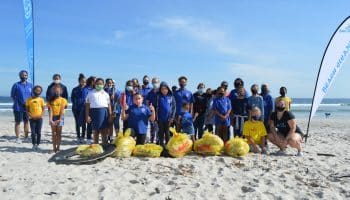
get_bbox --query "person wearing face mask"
[260,84,274,129]
[213,86,231,142]
[243,107,267,154]
[193,83,207,139]
[174,76,194,132]
[275,87,292,111]
[120,80,136,132]
[47,85,68,153]
[85,78,112,144]
[247,84,264,122]
[146,77,160,143]
[46,74,68,101]
[11,70,33,143]
[268,99,303,156]
[231,87,249,137]
[25,85,45,150]
[71,73,87,144]
[104,78,120,142]
[140,75,152,103]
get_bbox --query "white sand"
[0,114,349,200]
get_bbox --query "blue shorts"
[52,115,64,126]
[90,108,108,131]
[182,126,194,136]
[13,110,28,123]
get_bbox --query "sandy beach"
[0,114,349,200]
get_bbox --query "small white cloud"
[151,16,237,56]
[114,30,125,40]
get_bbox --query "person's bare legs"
[56,126,62,152]
[287,133,302,152]
[101,129,108,144]
[93,131,99,144]
[267,132,287,150]
[15,122,20,138]
[51,126,57,152]
[24,121,29,138]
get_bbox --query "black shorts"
[13,110,28,123]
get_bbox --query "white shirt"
[86,89,110,108]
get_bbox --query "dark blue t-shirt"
[180,111,193,129]
[157,94,175,122]
[213,96,231,126]
[146,89,158,106]
[71,86,86,111]
[127,104,152,134]
[11,81,33,111]
[174,88,194,115]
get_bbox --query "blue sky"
[0,0,350,98]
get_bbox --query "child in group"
[85,78,112,144]
[47,85,67,153]
[26,85,45,150]
[213,86,231,142]
[156,82,176,147]
[204,88,216,133]
[104,78,120,142]
[121,93,155,145]
[179,102,196,144]
[243,107,267,154]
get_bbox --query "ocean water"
[1,97,350,119]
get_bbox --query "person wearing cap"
[46,74,68,101]
[11,70,33,143]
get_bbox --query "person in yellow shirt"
[47,85,67,153]
[243,107,267,154]
[275,87,292,111]
[26,85,45,150]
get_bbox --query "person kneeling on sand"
[267,99,303,156]
[243,107,267,154]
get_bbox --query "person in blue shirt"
[174,76,194,132]
[231,87,249,137]
[260,84,274,129]
[11,70,33,143]
[121,93,155,145]
[140,75,152,103]
[78,76,96,144]
[120,80,136,132]
[213,86,231,142]
[146,77,160,143]
[228,78,250,101]
[155,81,176,147]
[71,73,87,144]
[247,84,264,121]
[104,78,121,142]
[46,74,68,101]
[179,102,196,143]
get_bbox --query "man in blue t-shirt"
[11,70,33,143]
[140,75,152,104]
[174,76,194,132]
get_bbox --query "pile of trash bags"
[112,129,136,158]
[76,144,104,157]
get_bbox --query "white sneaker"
[32,145,37,151]
[86,139,93,144]
[36,145,40,151]
[15,138,22,144]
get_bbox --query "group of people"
[11,70,303,156]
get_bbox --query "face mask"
[276,106,285,112]
[108,86,113,89]
[54,80,61,84]
[95,85,104,91]
[280,91,286,96]
[179,84,186,89]
[218,93,225,97]
[20,77,27,82]
[198,88,205,94]
[152,83,160,89]
[54,93,60,98]
[143,80,149,85]
[261,88,268,94]
[252,89,258,94]
[252,116,260,121]
[126,86,133,91]
[34,92,41,97]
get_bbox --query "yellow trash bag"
[76,144,104,157]
[166,127,193,158]
[194,131,224,155]
[224,137,250,157]
[112,129,136,158]
[132,144,163,157]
